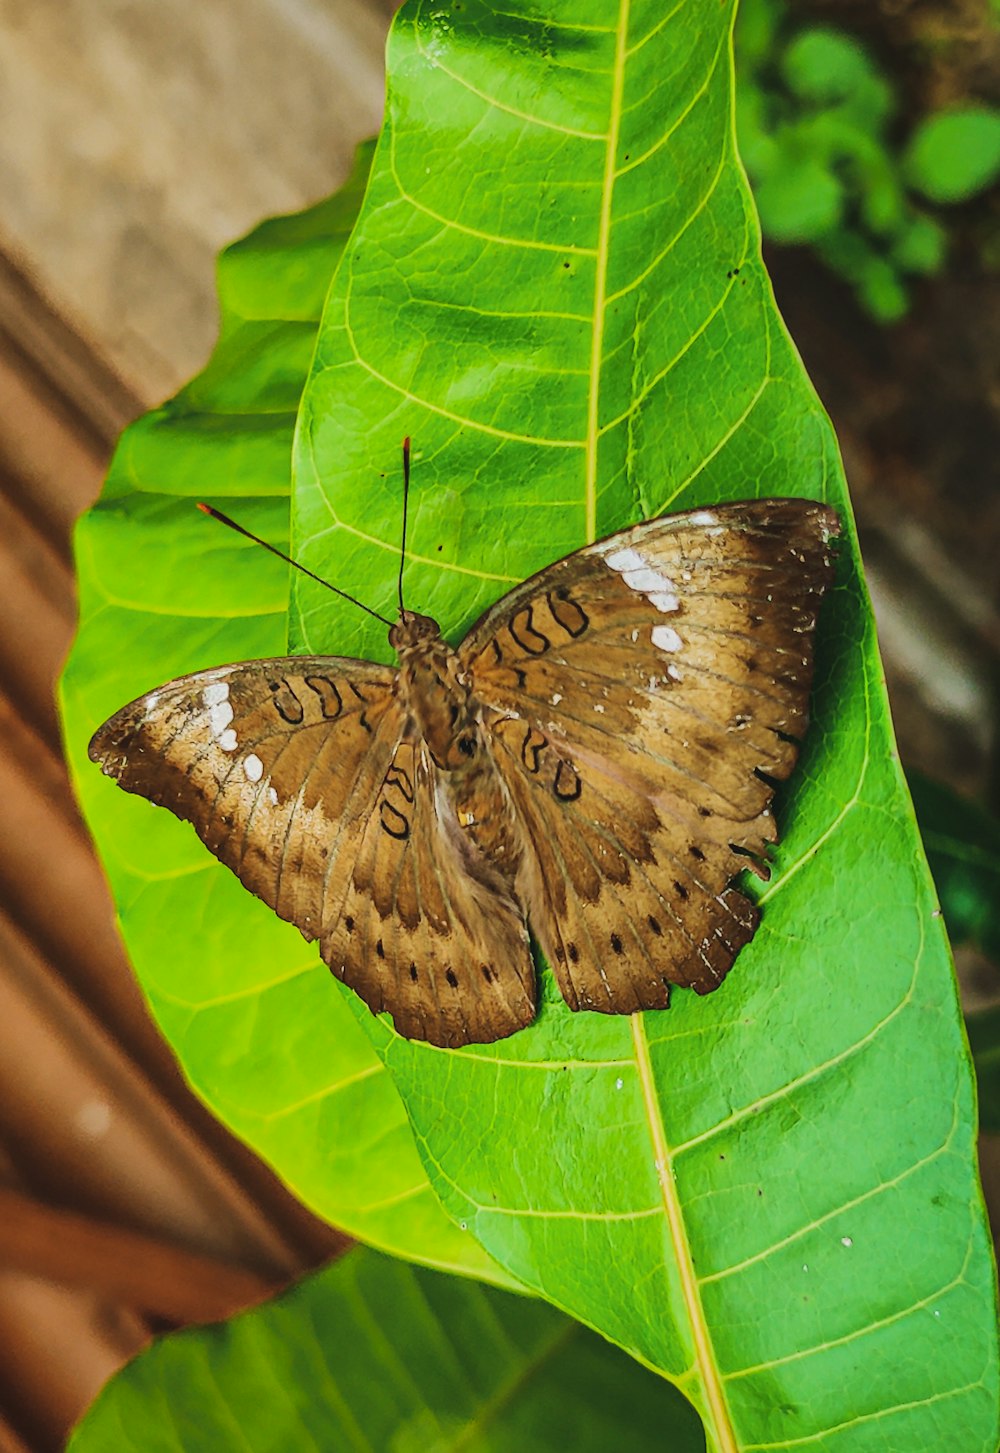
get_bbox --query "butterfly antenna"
[397,436,411,619]
[196,503,395,629]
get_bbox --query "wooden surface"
[0,0,396,404]
[0,3,394,1447]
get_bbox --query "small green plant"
[735,0,1000,321]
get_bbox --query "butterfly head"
[389,610,442,656]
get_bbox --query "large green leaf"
[69,1249,706,1452]
[60,144,503,1285]
[62,1,1000,1449]
[288,2,999,1448]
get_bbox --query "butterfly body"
[392,611,480,772]
[91,498,840,1047]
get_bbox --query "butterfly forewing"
[89,657,402,943]
[90,656,536,1049]
[461,499,840,1012]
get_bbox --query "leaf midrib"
[632,1016,737,1450]
[584,0,629,543]
[585,6,738,1446]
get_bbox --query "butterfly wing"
[323,740,536,1048]
[89,657,404,942]
[91,657,535,1047]
[460,499,840,1013]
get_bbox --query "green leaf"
[60,143,505,1286]
[752,150,843,242]
[64,1,1000,1448]
[781,28,878,107]
[856,255,909,322]
[908,771,1000,964]
[733,87,779,182]
[68,1249,706,1453]
[905,105,1000,205]
[891,212,947,276]
[733,0,782,70]
[291,2,998,1446]
[815,229,910,322]
[858,167,906,238]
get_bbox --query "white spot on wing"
[203,682,230,707]
[605,547,646,572]
[268,786,279,805]
[145,692,160,711]
[219,728,238,752]
[622,566,676,595]
[607,553,680,613]
[688,510,717,526]
[208,700,234,736]
[243,754,264,782]
[652,625,682,653]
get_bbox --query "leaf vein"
[702,1101,960,1283]
[414,23,608,141]
[724,1239,976,1379]
[670,945,922,1160]
[387,129,599,256]
[614,30,727,179]
[339,309,586,448]
[741,1378,988,1449]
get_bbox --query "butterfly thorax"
[391,611,522,881]
[392,612,474,770]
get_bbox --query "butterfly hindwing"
[462,499,840,1012]
[323,740,536,1048]
[486,711,760,1009]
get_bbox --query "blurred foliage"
[908,770,1000,1132]
[904,106,1000,203]
[735,0,1000,321]
[909,770,1000,965]
[968,1006,1000,1134]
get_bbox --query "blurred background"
[0,0,997,1447]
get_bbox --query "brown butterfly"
[90,454,840,1048]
